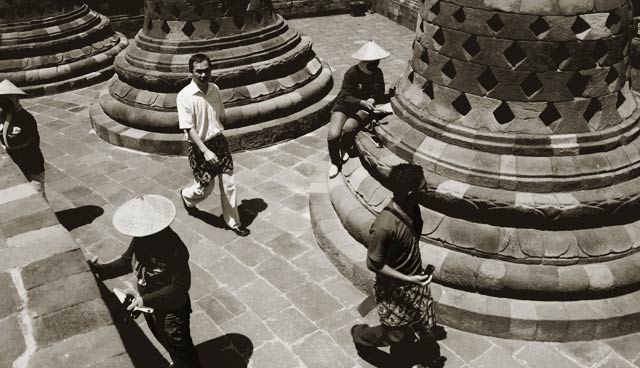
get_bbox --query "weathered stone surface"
[27,272,100,317]
[21,248,89,290]
[0,316,26,367]
[0,271,21,319]
[33,299,113,346]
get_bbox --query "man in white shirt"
[178,53,250,237]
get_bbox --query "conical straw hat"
[113,195,176,237]
[0,80,26,96]
[352,40,390,61]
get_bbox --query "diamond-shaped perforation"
[592,41,608,62]
[551,44,570,69]
[210,20,220,35]
[161,21,171,34]
[170,4,181,19]
[182,21,195,37]
[583,99,601,121]
[477,68,498,92]
[605,67,619,85]
[420,49,429,64]
[194,4,204,17]
[255,11,263,23]
[493,101,515,124]
[433,28,445,47]
[452,94,471,115]
[462,35,480,58]
[504,42,526,67]
[441,60,456,80]
[453,7,466,23]
[520,73,543,98]
[567,73,590,97]
[487,14,504,33]
[234,15,245,30]
[616,92,626,108]
[146,19,153,30]
[430,1,440,16]
[571,16,590,35]
[605,11,621,30]
[540,103,561,126]
[422,81,434,99]
[529,17,550,38]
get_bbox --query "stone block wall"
[0,148,133,367]
[273,0,356,18]
[371,0,420,30]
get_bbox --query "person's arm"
[372,70,389,104]
[367,227,432,286]
[340,68,375,112]
[178,90,217,162]
[90,242,134,280]
[139,248,191,311]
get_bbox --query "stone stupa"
[90,0,334,155]
[312,0,640,341]
[0,0,128,96]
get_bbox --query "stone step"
[359,120,640,231]
[90,66,337,155]
[309,167,640,341]
[325,146,640,296]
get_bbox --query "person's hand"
[126,296,144,311]
[204,149,218,162]
[407,273,433,287]
[88,256,100,275]
[360,99,375,112]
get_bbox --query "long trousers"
[144,308,201,368]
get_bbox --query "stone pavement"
[16,12,640,368]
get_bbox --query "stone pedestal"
[90,0,335,155]
[0,0,128,96]
[312,0,640,340]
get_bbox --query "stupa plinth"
[90,0,334,155]
[0,0,128,96]
[311,0,640,341]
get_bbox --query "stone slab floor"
[17,13,640,368]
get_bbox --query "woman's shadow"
[97,282,253,367]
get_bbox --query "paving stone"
[28,272,100,317]
[469,345,526,367]
[287,282,343,322]
[89,237,127,262]
[21,248,88,290]
[254,161,285,178]
[293,249,340,282]
[556,341,613,367]
[1,209,58,239]
[33,298,112,346]
[235,278,291,319]
[28,326,127,368]
[197,294,236,325]
[206,255,258,290]
[441,328,493,364]
[265,233,310,259]
[189,262,220,301]
[316,307,360,333]
[515,343,583,368]
[84,353,134,368]
[225,237,273,267]
[255,256,309,294]
[251,340,301,368]
[605,334,640,362]
[265,307,317,344]
[596,354,637,368]
[293,331,353,368]
[219,311,275,348]
[253,180,295,201]
[439,343,467,368]
[210,287,247,317]
[190,311,224,345]
[321,276,366,309]
[0,272,21,319]
[0,316,26,368]
[281,192,310,213]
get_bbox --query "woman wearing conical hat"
[0,79,46,199]
[90,195,201,368]
[327,40,390,179]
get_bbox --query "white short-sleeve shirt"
[177,80,225,141]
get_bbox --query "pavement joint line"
[10,268,36,368]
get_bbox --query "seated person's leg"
[327,111,348,177]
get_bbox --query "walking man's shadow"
[192,198,267,230]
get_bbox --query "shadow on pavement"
[55,205,104,231]
[96,281,169,367]
[192,197,267,230]
[196,333,254,368]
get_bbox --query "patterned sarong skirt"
[187,134,234,186]
[375,274,435,329]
